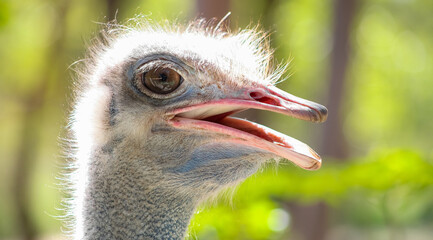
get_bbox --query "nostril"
[249,91,262,99]
[249,91,279,106]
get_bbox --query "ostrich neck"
[78,151,197,239]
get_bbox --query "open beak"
[168,85,328,170]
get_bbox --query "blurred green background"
[1,0,432,239]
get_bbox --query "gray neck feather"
[79,150,196,239]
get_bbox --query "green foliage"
[188,150,433,238]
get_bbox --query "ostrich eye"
[142,67,182,94]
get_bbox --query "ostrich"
[68,19,327,239]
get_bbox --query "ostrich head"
[70,19,327,239]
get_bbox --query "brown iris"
[142,67,182,94]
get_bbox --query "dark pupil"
[143,68,181,94]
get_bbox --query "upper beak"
[171,85,328,123]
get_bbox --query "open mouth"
[168,86,327,170]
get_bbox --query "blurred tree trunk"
[12,1,71,239]
[196,0,230,20]
[13,105,41,240]
[106,0,121,20]
[287,0,358,240]
[321,0,357,160]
